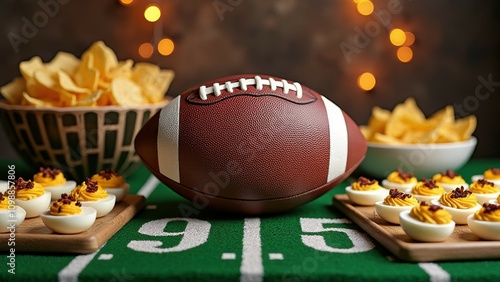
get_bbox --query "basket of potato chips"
[0,41,173,181]
[359,98,477,178]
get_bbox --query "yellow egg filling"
[71,178,108,201]
[469,179,499,194]
[91,169,125,188]
[33,167,66,187]
[14,178,45,200]
[484,168,500,180]
[387,170,417,184]
[410,201,452,224]
[383,189,418,206]
[0,193,10,209]
[411,179,445,196]
[351,177,381,191]
[439,187,477,209]
[473,203,500,222]
[50,193,82,216]
[432,170,465,184]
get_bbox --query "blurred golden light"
[357,72,376,91]
[403,31,415,46]
[397,47,413,63]
[119,0,134,5]
[389,28,406,46]
[138,42,154,58]
[158,38,174,56]
[357,0,374,16]
[144,5,161,22]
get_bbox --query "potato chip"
[57,71,90,95]
[110,78,147,106]
[74,53,99,91]
[75,90,103,107]
[19,56,44,81]
[22,92,55,107]
[47,52,80,76]
[363,98,476,144]
[0,77,26,104]
[85,41,118,79]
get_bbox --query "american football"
[135,74,366,214]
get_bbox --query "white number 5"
[128,218,211,253]
[300,218,374,253]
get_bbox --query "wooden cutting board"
[333,194,500,262]
[0,195,145,254]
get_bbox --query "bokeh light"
[144,5,161,22]
[158,38,175,56]
[403,31,415,46]
[397,47,413,63]
[138,42,154,58]
[389,28,406,46]
[119,0,134,5]
[357,0,374,16]
[357,72,376,91]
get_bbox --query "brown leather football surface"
[135,74,366,214]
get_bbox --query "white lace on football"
[198,76,302,101]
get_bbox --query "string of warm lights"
[119,0,175,58]
[354,0,416,91]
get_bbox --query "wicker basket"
[0,99,169,181]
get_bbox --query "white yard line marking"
[268,253,283,260]
[58,175,157,281]
[240,218,263,282]
[222,253,236,260]
[146,204,158,210]
[418,263,451,282]
[137,175,160,198]
[98,254,113,260]
[58,244,105,282]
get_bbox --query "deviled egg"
[400,201,455,242]
[0,181,7,193]
[432,187,480,224]
[432,169,468,192]
[469,179,500,205]
[382,169,417,193]
[13,178,51,218]
[467,203,500,241]
[471,168,500,187]
[41,193,96,234]
[71,178,115,217]
[411,178,445,203]
[91,169,129,202]
[345,177,388,206]
[375,189,418,224]
[0,192,26,233]
[34,167,76,201]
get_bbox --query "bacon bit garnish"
[14,178,34,190]
[397,169,414,181]
[39,167,61,179]
[442,169,459,179]
[98,169,119,180]
[422,178,439,189]
[389,189,412,200]
[450,186,472,198]
[358,177,377,186]
[482,203,500,214]
[85,178,99,193]
[490,168,500,175]
[477,179,495,187]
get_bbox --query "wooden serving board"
[333,194,500,262]
[0,195,145,254]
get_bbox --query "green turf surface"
[1,159,499,281]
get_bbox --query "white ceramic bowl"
[345,186,388,206]
[467,214,500,241]
[431,199,481,224]
[15,191,51,218]
[104,183,130,202]
[359,137,477,179]
[474,192,500,205]
[375,201,415,224]
[0,206,26,233]
[439,182,469,193]
[413,194,441,204]
[400,211,455,242]
[41,206,96,234]
[381,180,414,193]
[44,180,77,201]
[471,175,500,187]
[80,194,116,218]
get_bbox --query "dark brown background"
[1,0,499,159]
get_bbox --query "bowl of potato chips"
[0,41,174,181]
[359,98,477,179]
